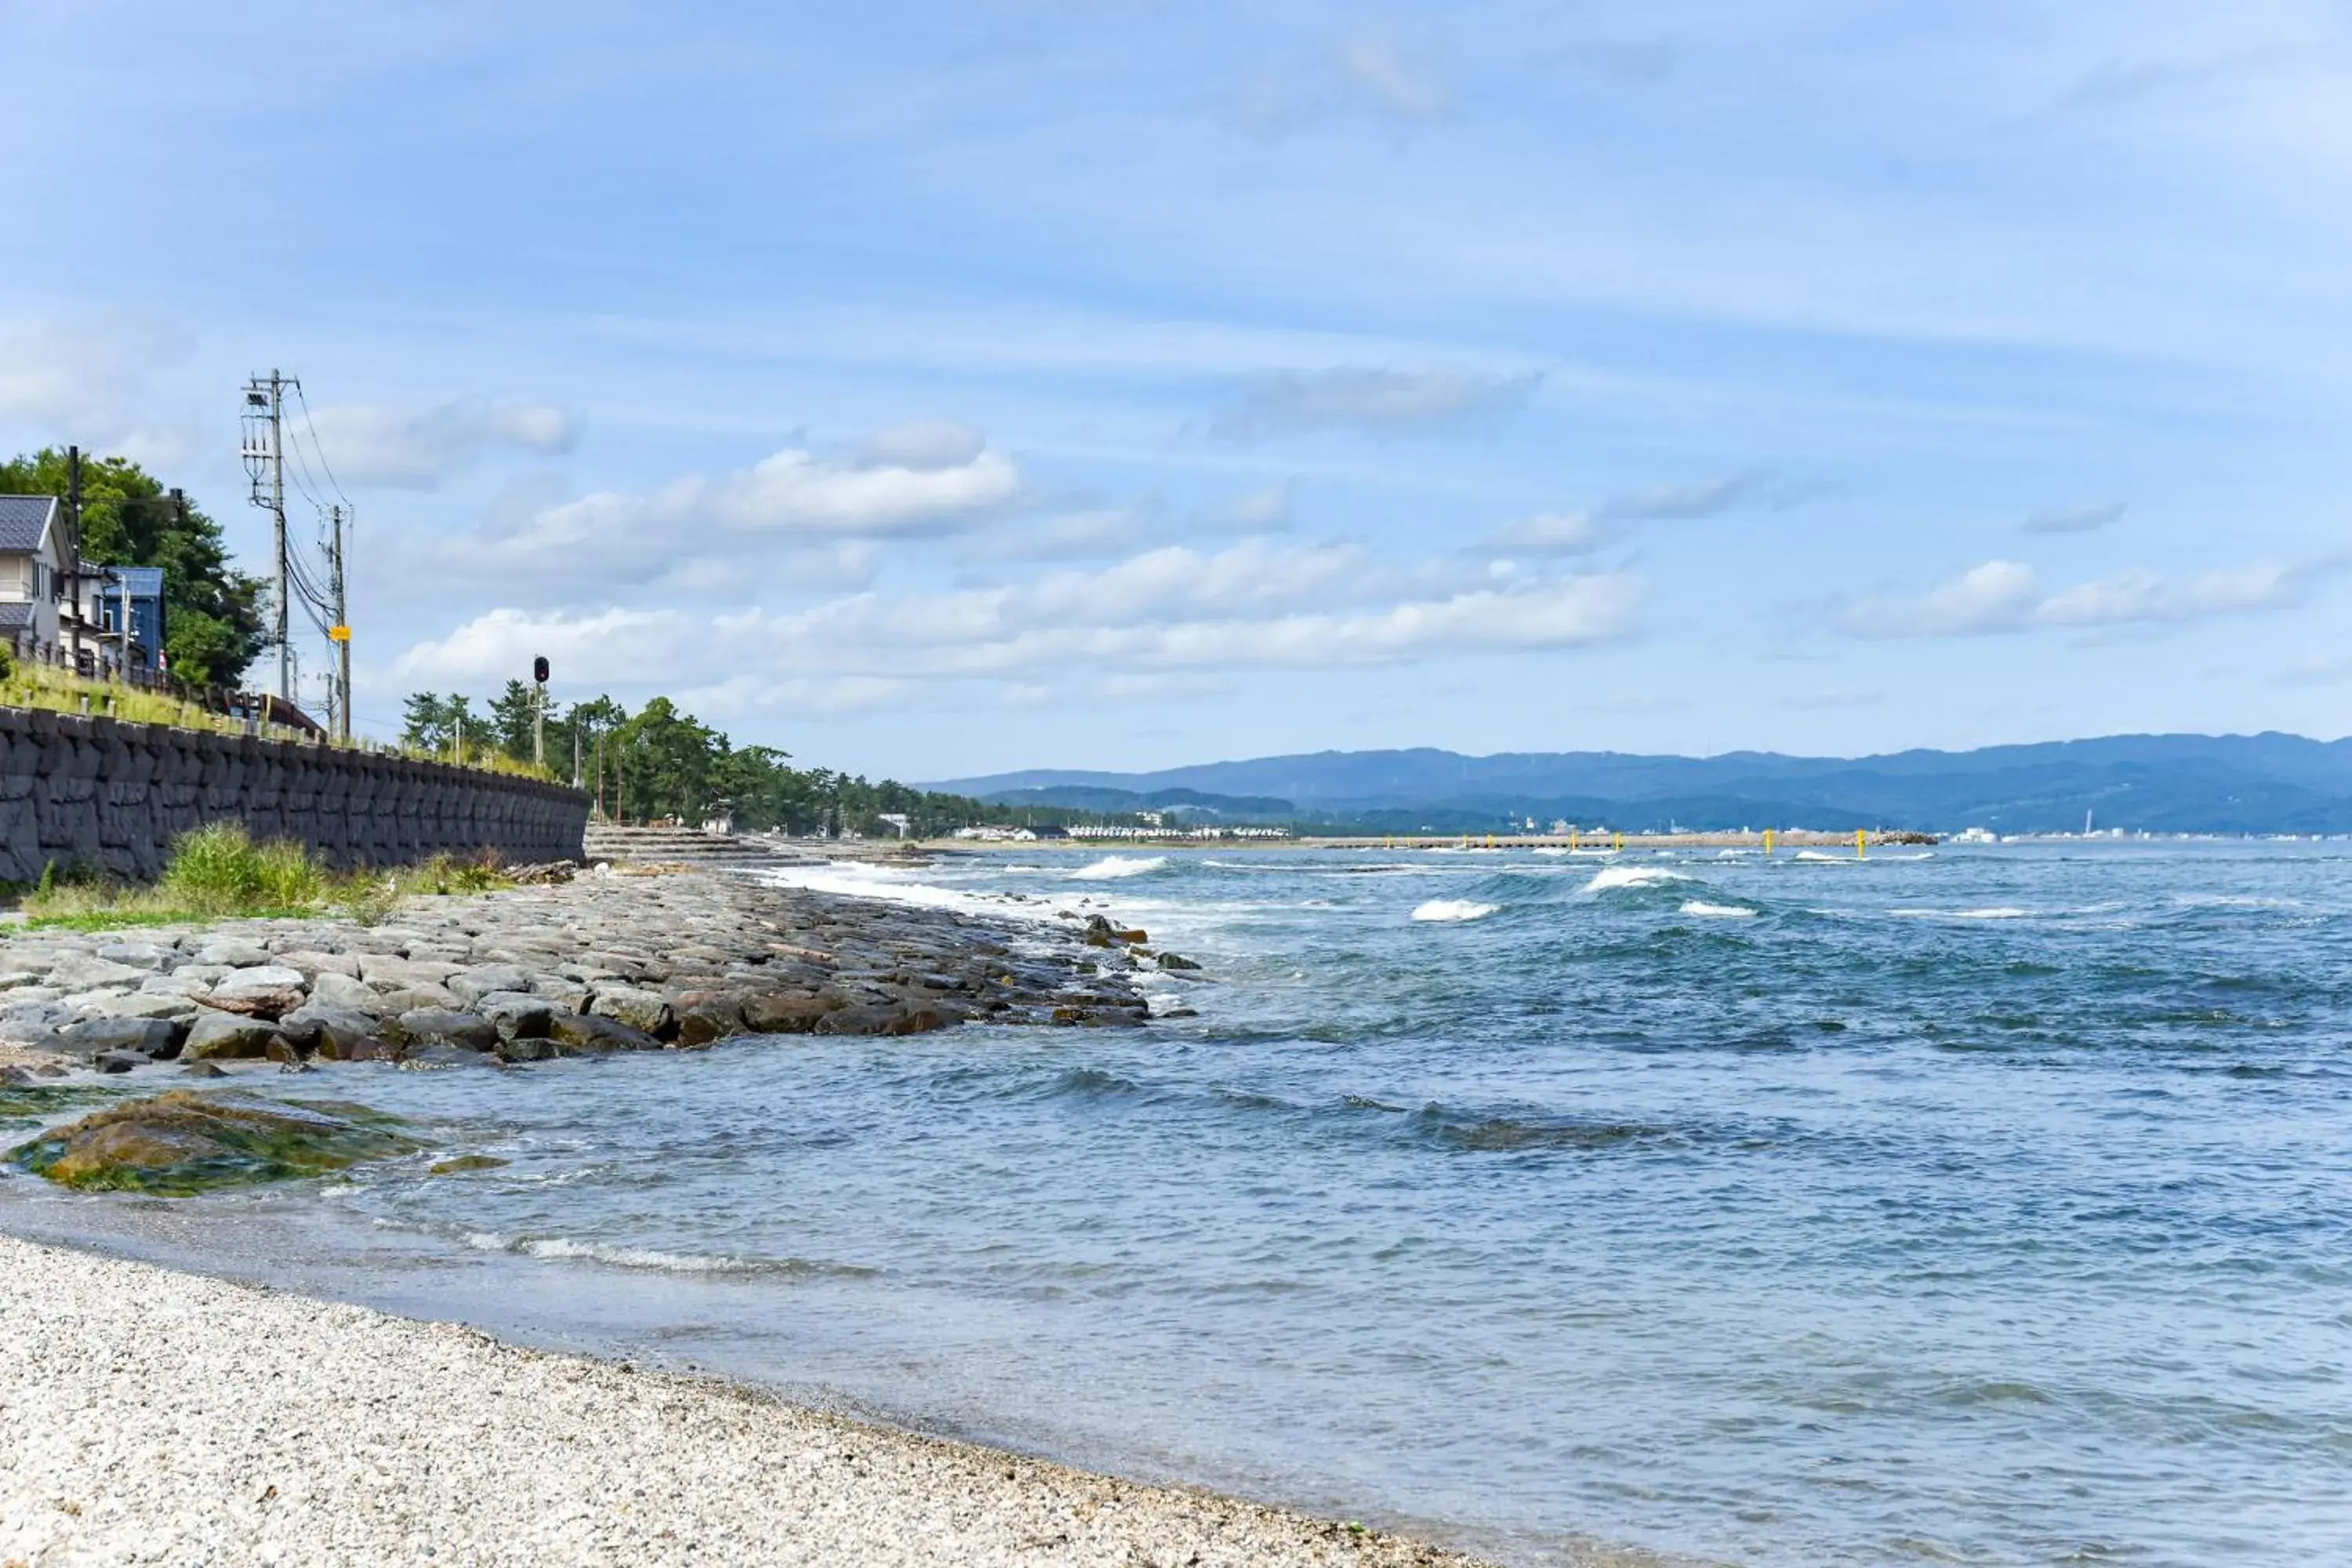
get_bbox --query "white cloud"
[306,400,577,488]
[1212,368,1540,439]
[393,540,1643,695]
[476,434,1021,571]
[2020,500,2129,534]
[1840,556,2323,637]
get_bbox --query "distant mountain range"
[927,733,2352,834]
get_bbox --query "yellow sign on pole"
[328,625,351,643]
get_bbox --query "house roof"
[104,565,165,596]
[0,495,59,553]
[0,602,33,631]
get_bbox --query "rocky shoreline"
[0,867,1174,1083]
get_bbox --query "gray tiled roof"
[0,602,33,630]
[0,495,59,553]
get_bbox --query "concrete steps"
[581,824,817,868]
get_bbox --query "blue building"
[94,565,167,673]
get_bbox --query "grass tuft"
[16,822,514,930]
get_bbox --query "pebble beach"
[0,1232,1501,1568]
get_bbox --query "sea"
[6,839,2352,1567]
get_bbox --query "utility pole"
[328,504,351,741]
[62,445,83,671]
[241,371,296,702]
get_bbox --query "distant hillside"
[926,733,2352,834]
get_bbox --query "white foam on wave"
[1795,850,1864,862]
[1679,900,1756,919]
[1072,855,1168,881]
[753,861,1050,924]
[1583,865,1693,893]
[516,1236,773,1273]
[1412,898,1499,922]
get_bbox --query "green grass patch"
[16,822,514,929]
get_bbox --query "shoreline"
[0,866,1161,1083]
[0,1230,1537,1567]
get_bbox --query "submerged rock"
[6,1091,423,1195]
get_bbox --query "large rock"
[375,983,460,1014]
[448,965,534,1006]
[191,938,271,968]
[199,966,308,1021]
[586,986,673,1038]
[309,971,390,1015]
[181,1012,287,1061]
[58,1016,187,1061]
[49,953,150,992]
[6,1091,423,1194]
[546,1013,662,1054]
[739,990,848,1034]
[673,993,747,1047]
[390,1008,499,1053]
[471,991,552,1042]
[816,1001,956,1036]
[275,949,361,980]
[83,991,201,1022]
[281,1003,389,1062]
[528,977,591,1013]
[95,942,176,971]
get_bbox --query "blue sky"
[3,0,2348,779]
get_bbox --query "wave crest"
[1072,855,1168,881]
[1412,898,1498,922]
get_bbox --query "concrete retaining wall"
[0,706,589,884]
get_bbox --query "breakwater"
[0,706,587,880]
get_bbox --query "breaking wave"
[1412,899,1499,922]
[1072,855,1169,881]
[1583,866,1693,894]
[1680,901,1757,919]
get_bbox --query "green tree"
[0,448,269,685]
[488,679,539,762]
[610,696,720,823]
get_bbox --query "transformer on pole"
[241,371,296,702]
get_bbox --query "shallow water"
[9,840,2352,1566]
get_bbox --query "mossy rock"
[6,1090,424,1196]
[428,1154,510,1176]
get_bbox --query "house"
[0,493,156,676]
[95,565,166,673]
[0,495,65,655]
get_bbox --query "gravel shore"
[0,1232,1496,1568]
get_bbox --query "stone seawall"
[0,706,589,882]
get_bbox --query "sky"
[2,0,2349,781]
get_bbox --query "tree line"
[401,684,1079,837]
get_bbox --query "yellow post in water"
[1570,830,1581,852]
[1613,831,1624,851]
[1856,828,1867,859]
[1764,827,1777,856]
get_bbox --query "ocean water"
[10,840,2352,1566]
